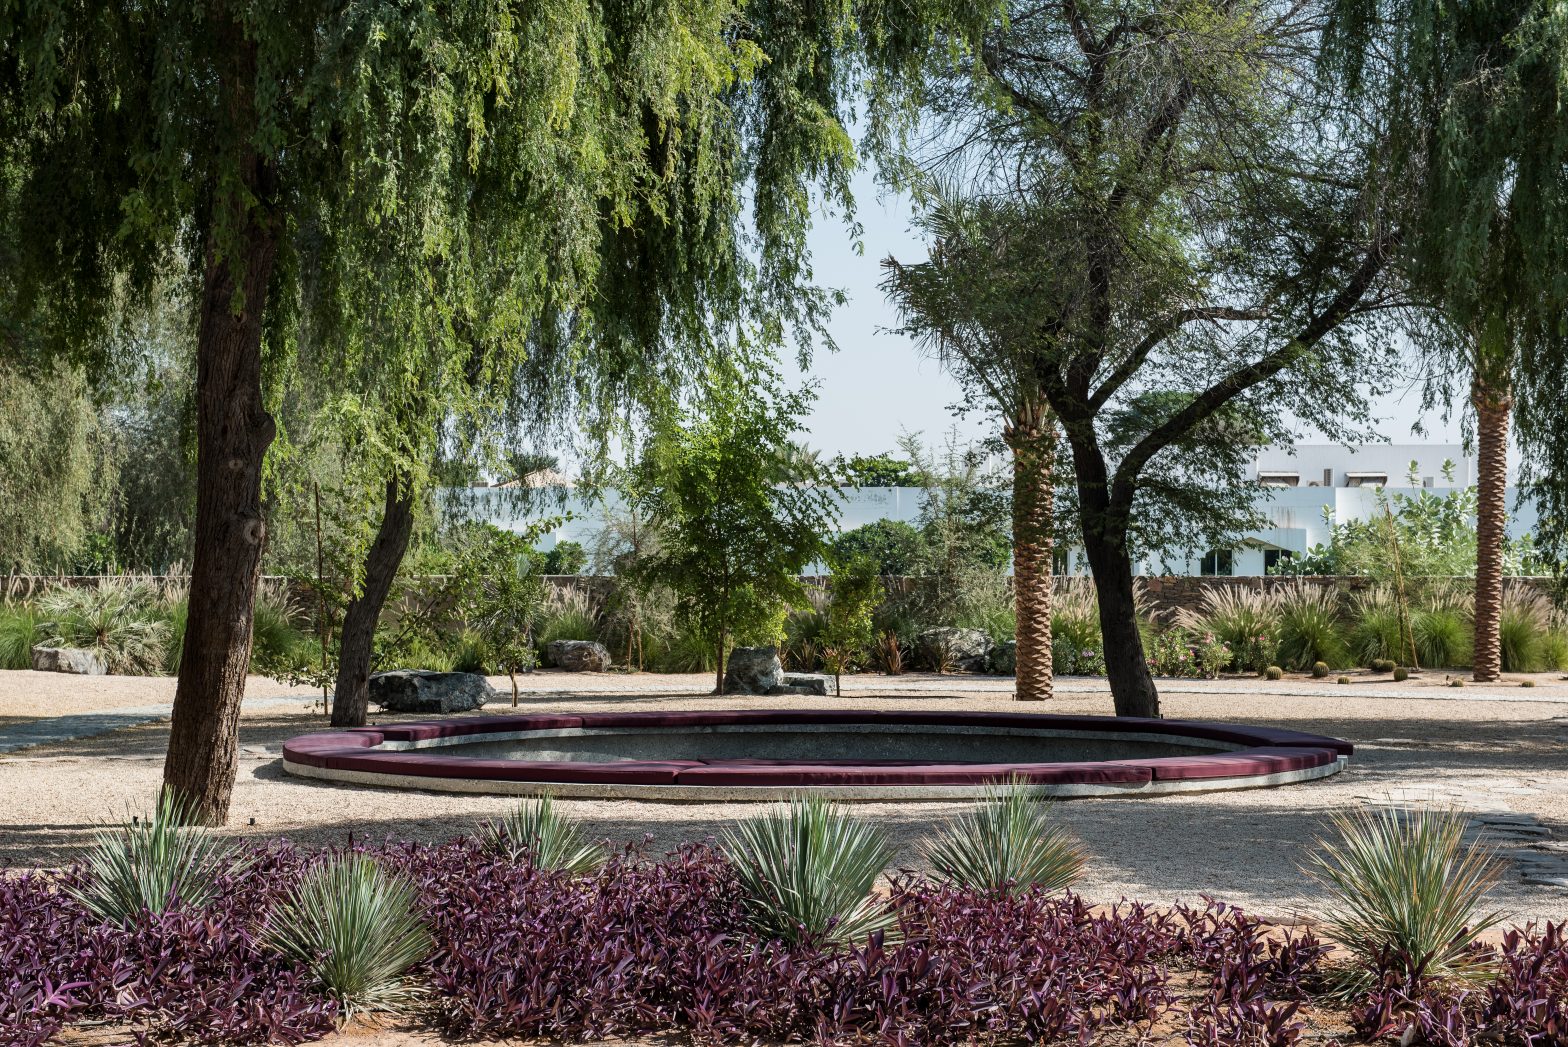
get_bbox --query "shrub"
[1274,585,1349,670]
[1051,578,1102,673]
[1178,586,1279,672]
[1146,627,1202,678]
[1304,806,1505,991]
[0,602,40,670]
[450,629,489,674]
[1499,589,1555,672]
[37,579,170,675]
[1349,589,1410,668]
[1412,605,1472,669]
[536,585,600,656]
[252,586,308,669]
[720,796,897,946]
[926,780,1085,896]
[481,797,605,874]
[67,791,244,926]
[263,854,432,1019]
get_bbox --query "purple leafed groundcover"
[3,839,1566,1047]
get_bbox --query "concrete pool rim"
[281,709,1353,800]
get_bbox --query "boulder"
[546,639,612,672]
[915,627,992,673]
[31,646,107,675]
[368,670,493,714]
[781,672,835,696]
[987,641,1017,675]
[723,647,782,695]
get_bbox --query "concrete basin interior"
[282,709,1354,800]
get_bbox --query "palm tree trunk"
[1471,371,1512,683]
[1006,418,1056,701]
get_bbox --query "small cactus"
[1311,661,1329,678]
[1371,658,1395,673]
[1337,676,1351,685]
[1521,679,1537,688]
[1392,666,1409,682]
[1448,678,1465,688]
[1264,665,1283,681]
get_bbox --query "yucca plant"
[481,796,605,873]
[721,795,898,946]
[926,780,1086,896]
[67,790,240,925]
[263,854,433,1020]
[1275,584,1349,670]
[1304,805,1505,991]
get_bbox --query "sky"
[781,167,1469,460]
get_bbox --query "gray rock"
[723,647,782,694]
[546,639,612,672]
[31,646,108,675]
[916,627,992,673]
[782,672,835,696]
[368,670,493,714]
[987,641,1017,675]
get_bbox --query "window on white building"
[1200,549,1234,576]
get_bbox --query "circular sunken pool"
[282,709,1353,800]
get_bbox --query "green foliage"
[830,519,928,575]
[457,531,546,703]
[836,453,919,488]
[38,580,170,675]
[819,557,884,687]
[1348,590,1409,668]
[1305,806,1505,990]
[721,795,898,947]
[1145,628,1203,679]
[536,541,588,576]
[263,855,433,1019]
[1499,589,1557,672]
[1275,586,1350,671]
[0,603,40,670]
[926,780,1085,897]
[481,797,605,874]
[535,587,601,655]
[68,791,242,925]
[1050,580,1104,676]
[628,367,835,683]
[1177,587,1281,673]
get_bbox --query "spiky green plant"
[0,602,40,670]
[1499,589,1553,672]
[1275,585,1349,670]
[38,579,170,674]
[926,780,1085,896]
[263,854,433,1020]
[481,796,605,873]
[721,795,898,946]
[1304,806,1505,990]
[1349,589,1407,668]
[1411,606,1472,669]
[67,791,240,924]
[1178,586,1279,654]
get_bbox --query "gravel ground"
[5,667,1568,925]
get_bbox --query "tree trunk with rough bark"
[331,475,417,727]
[1007,419,1056,701]
[161,24,280,826]
[1081,526,1160,718]
[1471,371,1512,683]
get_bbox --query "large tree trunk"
[1007,418,1056,701]
[161,24,280,825]
[1081,526,1161,717]
[1471,371,1512,683]
[331,475,417,727]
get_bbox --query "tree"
[1322,1,1568,682]
[831,519,928,575]
[819,555,884,697]
[874,1,1405,716]
[4,0,984,820]
[460,531,546,707]
[628,366,836,692]
[837,453,920,488]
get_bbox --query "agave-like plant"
[721,794,898,946]
[481,796,605,874]
[926,780,1086,896]
[1304,805,1506,990]
[263,854,433,1019]
[67,790,240,925]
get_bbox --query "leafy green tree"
[875,2,1405,716]
[819,556,884,696]
[538,541,588,576]
[628,366,836,692]
[2,0,988,820]
[837,453,919,488]
[1322,1,1568,682]
[459,530,546,707]
[831,519,928,575]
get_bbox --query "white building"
[461,444,1535,578]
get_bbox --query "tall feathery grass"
[263,854,433,1019]
[0,602,40,669]
[1275,584,1349,670]
[1305,805,1505,990]
[926,779,1086,896]
[67,791,243,925]
[721,795,898,946]
[1177,586,1279,672]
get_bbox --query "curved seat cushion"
[1114,746,1340,781]
[308,750,700,785]
[673,760,1153,787]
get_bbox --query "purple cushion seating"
[313,750,702,785]
[1113,746,1340,781]
[672,761,1153,788]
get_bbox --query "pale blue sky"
[783,168,1467,459]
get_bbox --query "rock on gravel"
[724,647,782,694]
[546,640,612,672]
[368,670,493,713]
[30,646,108,675]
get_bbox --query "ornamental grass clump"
[721,794,897,946]
[481,796,606,874]
[67,790,241,925]
[263,854,433,1019]
[925,779,1085,896]
[1275,585,1349,671]
[1305,805,1505,991]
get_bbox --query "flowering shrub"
[1147,627,1205,678]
